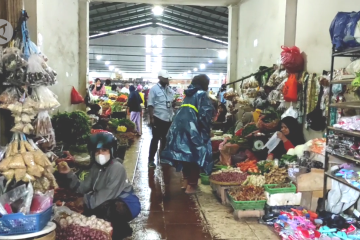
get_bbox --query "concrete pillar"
[227,3,239,85]
[78,0,89,108]
[284,0,297,46]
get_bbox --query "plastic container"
[213,164,228,170]
[199,173,210,185]
[227,191,266,210]
[0,206,52,236]
[264,184,296,194]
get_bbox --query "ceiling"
[90,0,239,7]
[89,2,228,75]
[89,2,228,42]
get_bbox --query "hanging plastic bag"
[283,74,298,102]
[329,12,360,50]
[31,86,60,110]
[30,190,54,214]
[281,46,304,73]
[71,87,84,104]
[281,105,298,119]
[263,132,281,153]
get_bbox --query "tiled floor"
[124,117,279,240]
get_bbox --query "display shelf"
[332,46,360,57]
[329,102,360,109]
[330,79,353,84]
[328,152,360,164]
[325,171,360,192]
[327,126,360,137]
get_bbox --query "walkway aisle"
[127,119,278,240]
[128,121,212,240]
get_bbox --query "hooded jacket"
[128,85,142,112]
[160,84,214,174]
[65,159,134,210]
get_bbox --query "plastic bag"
[34,111,53,137]
[346,59,360,75]
[281,105,298,119]
[330,12,360,50]
[8,154,26,169]
[263,132,281,153]
[71,87,84,104]
[31,86,60,111]
[283,74,298,102]
[30,190,54,214]
[281,46,304,73]
[0,157,12,171]
[26,54,56,86]
[0,184,28,215]
[23,182,33,214]
[0,87,19,108]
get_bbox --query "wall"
[26,0,82,112]
[296,0,359,73]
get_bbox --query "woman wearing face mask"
[92,78,106,97]
[58,132,140,239]
[267,116,305,160]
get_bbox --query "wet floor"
[126,116,279,240]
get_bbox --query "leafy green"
[242,123,258,137]
[108,118,135,130]
[111,102,123,112]
[227,126,236,135]
[52,111,91,147]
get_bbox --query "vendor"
[216,103,227,123]
[267,116,305,160]
[58,132,140,239]
[92,78,106,97]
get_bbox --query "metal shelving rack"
[323,46,360,206]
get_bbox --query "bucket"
[200,173,210,185]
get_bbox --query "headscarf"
[242,112,253,125]
[96,83,103,91]
[191,74,210,91]
[137,84,143,91]
[128,85,142,111]
[271,116,305,159]
[217,103,227,122]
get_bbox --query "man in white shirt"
[148,70,174,168]
[120,84,130,94]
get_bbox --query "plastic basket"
[199,173,210,185]
[0,206,52,236]
[264,184,296,194]
[227,191,266,210]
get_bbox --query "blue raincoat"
[160,85,214,175]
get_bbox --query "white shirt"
[120,87,130,94]
[148,83,175,122]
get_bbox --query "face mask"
[96,84,100,87]
[95,154,110,165]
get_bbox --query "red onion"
[210,172,247,183]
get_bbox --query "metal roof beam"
[90,15,153,31]
[189,6,228,18]
[167,6,228,25]
[159,19,220,37]
[90,22,153,39]
[90,3,148,19]
[90,44,227,50]
[90,3,123,11]
[89,53,220,58]
[90,7,152,27]
[89,59,227,64]
[162,13,227,34]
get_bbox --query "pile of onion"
[58,213,112,234]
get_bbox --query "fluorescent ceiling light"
[193,68,198,71]
[208,60,213,64]
[187,70,191,73]
[96,55,102,60]
[109,66,114,71]
[105,61,110,65]
[152,6,164,16]
[109,22,152,33]
[200,64,206,70]
[115,68,119,72]
[156,23,199,36]
[218,50,227,59]
[202,35,228,45]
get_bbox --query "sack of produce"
[219,139,240,166]
[71,86,84,105]
[280,46,304,73]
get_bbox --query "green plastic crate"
[227,192,266,210]
[199,173,210,185]
[264,184,296,194]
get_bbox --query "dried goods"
[265,167,289,184]
[228,186,266,201]
[210,171,247,184]
[242,175,265,187]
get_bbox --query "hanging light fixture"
[200,64,206,70]
[105,61,110,65]
[152,6,164,16]
[96,55,102,60]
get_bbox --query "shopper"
[161,74,214,194]
[105,79,112,94]
[120,84,130,94]
[92,78,106,97]
[218,84,227,104]
[137,84,145,104]
[267,116,306,160]
[128,85,143,135]
[57,132,140,239]
[143,85,150,109]
[216,103,227,122]
[148,70,174,168]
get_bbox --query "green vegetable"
[111,102,124,112]
[262,109,280,123]
[242,123,258,136]
[227,126,236,135]
[79,170,89,181]
[109,118,135,130]
[52,111,91,147]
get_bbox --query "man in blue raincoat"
[161,74,214,194]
